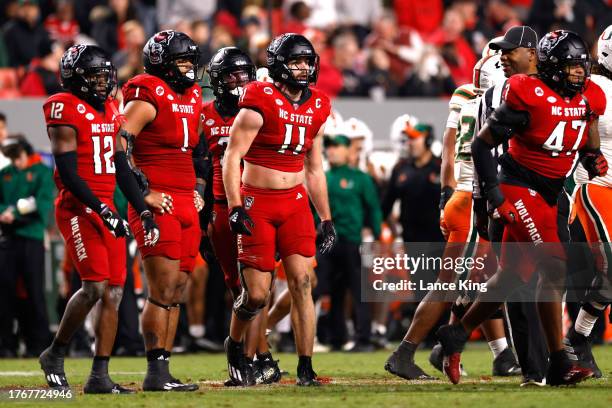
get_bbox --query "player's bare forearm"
[224,108,263,208]
[304,128,331,220]
[585,118,600,150]
[472,125,498,191]
[305,166,331,221]
[441,126,457,188]
[223,150,243,208]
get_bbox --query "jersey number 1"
[278,124,306,154]
[92,136,116,174]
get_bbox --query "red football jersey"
[238,81,331,172]
[123,74,203,194]
[503,74,606,178]
[201,101,235,200]
[44,92,121,200]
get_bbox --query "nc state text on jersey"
[172,103,195,114]
[91,123,116,133]
[278,108,312,125]
[210,126,230,136]
[551,106,586,117]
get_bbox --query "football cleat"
[564,327,602,378]
[254,356,282,384]
[84,375,135,394]
[39,347,70,390]
[224,337,255,386]
[492,348,522,376]
[546,351,593,386]
[385,349,436,380]
[296,365,321,386]
[436,324,470,384]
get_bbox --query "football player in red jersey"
[223,33,336,386]
[40,45,147,394]
[112,30,202,392]
[203,47,281,385]
[436,31,608,386]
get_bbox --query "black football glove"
[580,148,608,180]
[99,204,130,238]
[140,210,160,246]
[229,206,254,235]
[316,220,337,255]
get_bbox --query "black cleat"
[254,356,282,384]
[564,327,602,378]
[224,337,255,386]
[492,348,522,377]
[143,360,199,392]
[143,375,199,392]
[385,349,435,380]
[436,324,469,384]
[84,375,135,394]
[39,347,69,390]
[296,366,321,386]
[546,350,593,386]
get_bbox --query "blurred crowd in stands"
[0,0,610,99]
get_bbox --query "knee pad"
[452,296,471,320]
[582,301,609,318]
[233,288,264,321]
[584,274,612,305]
[232,266,270,321]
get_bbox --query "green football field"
[0,345,610,407]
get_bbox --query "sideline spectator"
[365,11,424,88]
[19,38,63,96]
[3,0,50,67]
[0,134,54,357]
[44,0,79,47]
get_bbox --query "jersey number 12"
[92,135,116,174]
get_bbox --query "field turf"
[0,345,610,407]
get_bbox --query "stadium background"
[0,0,611,400]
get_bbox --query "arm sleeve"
[114,151,148,215]
[54,151,104,214]
[192,134,211,180]
[362,174,383,238]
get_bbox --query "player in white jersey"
[564,24,612,379]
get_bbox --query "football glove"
[486,186,517,224]
[580,148,608,180]
[140,210,160,246]
[316,220,337,255]
[99,204,130,237]
[229,206,254,235]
